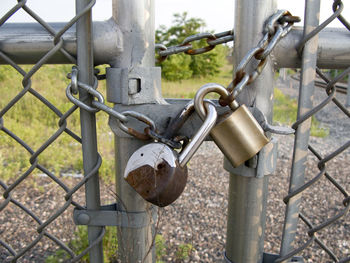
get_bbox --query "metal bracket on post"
[223,137,278,178]
[108,99,230,139]
[224,252,304,263]
[73,203,156,228]
[106,67,165,105]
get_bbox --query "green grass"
[0,64,114,182]
[161,63,232,99]
[44,227,183,263]
[45,226,118,263]
[155,234,167,263]
[273,88,329,138]
[175,243,193,261]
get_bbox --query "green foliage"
[45,226,117,262]
[328,69,348,82]
[154,233,194,262]
[156,12,229,81]
[175,243,193,261]
[160,54,193,81]
[273,88,329,138]
[155,234,167,263]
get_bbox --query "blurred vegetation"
[155,234,167,263]
[45,226,118,263]
[175,243,194,261]
[156,12,229,81]
[273,88,329,138]
[0,64,114,182]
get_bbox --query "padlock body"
[211,104,269,167]
[124,143,188,207]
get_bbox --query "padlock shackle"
[194,83,239,120]
[178,102,217,168]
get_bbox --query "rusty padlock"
[124,101,217,207]
[194,83,269,167]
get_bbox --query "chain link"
[156,30,234,62]
[68,11,299,141]
[220,10,300,106]
[0,1,107,261]
[65,67,163,141]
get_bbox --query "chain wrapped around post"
[66,66,161,141]
[67,29,233,144]
[67,10,299,147]
[220,10,300,107]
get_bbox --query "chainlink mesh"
[276,0,350,262]
[0,0,105,262]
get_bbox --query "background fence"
[277,0,350,262]
[0,0,349,262]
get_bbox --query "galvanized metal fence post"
[76,0,104,262]
[110,0,156,262]
[224,0,276,262]
[347,73,350,107]
[280,0,321,259]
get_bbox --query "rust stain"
[125,159,188,207]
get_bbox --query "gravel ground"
[0,77,349,262]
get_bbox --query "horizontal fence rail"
[1,25,350,69]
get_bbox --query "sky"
[0,0,349,32]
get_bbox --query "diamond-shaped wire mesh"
[276,1,350,262]
[0,1,105,262]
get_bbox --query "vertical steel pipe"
[225,1,276,263]
[279,0,321,259]
[76,0,104,262]
[347,73,350,107]
[112,0,156,262]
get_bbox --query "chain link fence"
[0,0,349,262]
[275,0,350,262]
[0,0,106,262]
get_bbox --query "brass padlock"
[124,102,217,207]
[194,83,269,167]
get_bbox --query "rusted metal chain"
[156,30,234,62]
[220,10,300,107]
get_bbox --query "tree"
[156,12,229,81]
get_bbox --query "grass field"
[0,63,327,183]
[161,63,233,99]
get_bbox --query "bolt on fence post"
[224,0,276,262]
[76,0,104,262]
[279,0,321,259]
[111,0,156,262]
